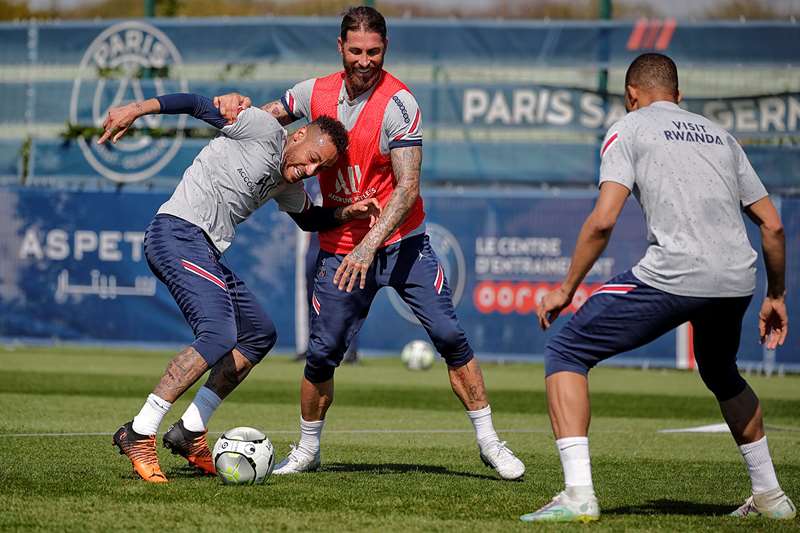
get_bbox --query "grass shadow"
[606,499,734,516]
[322,462,502,481]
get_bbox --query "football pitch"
[1,346,798,531]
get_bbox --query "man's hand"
[213,93,251,124]
[339,198,381,227]
[333,243,376,293]
[97,102,143,144]
[537,287,573,330]
[759,295,788,350]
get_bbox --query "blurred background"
[0,0,797,372]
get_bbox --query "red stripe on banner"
[655,18,676,50]
[601,133,618,156]
[642,20,662,49]
[312,293,321,315]
[688,322,696,369]
[627,18,648,50]
[434,264,444,294]
[181,260,227,290]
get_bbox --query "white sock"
[557,436,594,491]
[467,405,500,448]
[131,393,172,436]
[739,436,780,494]
[297,417,325,456]
[181,386,222,432]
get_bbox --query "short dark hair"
[625,53,679,97]
[340,5,387,42]
[312,115,349,156]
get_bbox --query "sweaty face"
[339,30,386,99]
[281,128,339,184]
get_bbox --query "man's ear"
[676,89,683,104]
[625,85,638,110]
[291,126,307,144]
[337,36,344,55]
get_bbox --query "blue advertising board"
[1,187,796,370]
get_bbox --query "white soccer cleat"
[520,490,600,523]
[479,440,525,480]
[272,444,321,475]
[731,488,796,520]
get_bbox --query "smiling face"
[338,29,386,100]
[281,125,339,184]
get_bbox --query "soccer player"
[520,53,795,522]
[99,93,379,483]
[215,6,525,480]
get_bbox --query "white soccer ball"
[213,426,275,485]
[400,340,436,370]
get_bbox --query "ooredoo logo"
[69,21,188,183]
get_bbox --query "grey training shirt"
[599,101,768,297]
[158,107,308,253]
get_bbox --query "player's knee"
[303,337,339,383]
[193,325,238,366]
[698,362,747,401]
[431,324,472,367]
[544,343,592,378]
[304,357,336,383]
[237,322,277,365]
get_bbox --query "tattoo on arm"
[357,146,422,252]
[260,100,294,126]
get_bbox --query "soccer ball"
[212,427,275,485]
[401,340,436,370]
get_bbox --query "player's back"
[600,101,767,298]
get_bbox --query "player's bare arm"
[290,198,382,232]
[212,93,296,126]
[333,146,422,292]
[744,196,787,349]
[98,98,161,144]
[537,181,630,330]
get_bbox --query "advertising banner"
[3,187,795,370]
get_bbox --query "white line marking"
[0,428,553,438]
[2,425,796,439]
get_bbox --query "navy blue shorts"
[304,234,474,382]
[143,214,277,366]
[545,270,751,401]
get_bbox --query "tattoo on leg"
[153,347,208,402]
[204,350,254,400]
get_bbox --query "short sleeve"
[221,107,277,141]
[383,89,423,152]
[598,120,635,191]
[274,182,311,214]
[729,135,768,207]
[282,78,315,122]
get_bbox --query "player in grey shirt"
[98,93,379,483]
[522,54,793,522]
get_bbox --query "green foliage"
[0,346,798,531]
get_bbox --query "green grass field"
[1,346,798,532]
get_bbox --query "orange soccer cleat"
[113,421,168,483]
[163,419,216,475]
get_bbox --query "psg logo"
[387,223,466,324]
[69,21,189,183]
